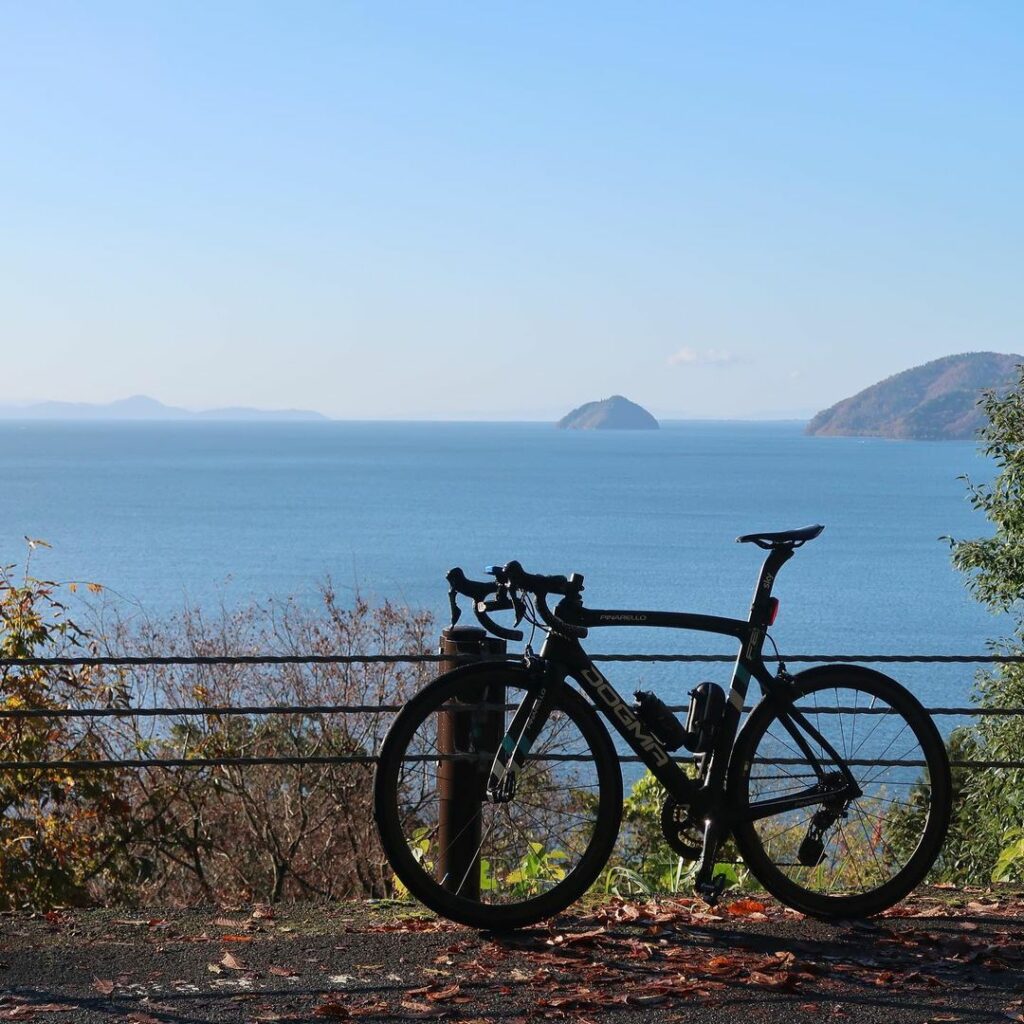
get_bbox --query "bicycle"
[374,525,952,929]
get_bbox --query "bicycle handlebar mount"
[446,561,587,641]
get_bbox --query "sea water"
[0,420,1003,714]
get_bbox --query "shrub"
[943,367,1024,882]
[3,541,436,908]
[107,586,434,904]
[0,543,136,909]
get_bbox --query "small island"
[806,352,1023,440]
[557,395,659,430]
[0,395,329,422]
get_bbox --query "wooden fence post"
[436,625,506,899]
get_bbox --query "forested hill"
[806,352,1023,440]
[557,395,659,430]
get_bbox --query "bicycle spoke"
[387,681,608,908]
[742,679,941,904]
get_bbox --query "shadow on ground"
[2,888,1023,1023]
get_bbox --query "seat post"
[749,545,794,626]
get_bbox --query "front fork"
[486,653,561,802]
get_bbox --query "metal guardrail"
[1,650,1022,771]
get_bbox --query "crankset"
[660,797,705,861]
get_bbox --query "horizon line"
[0,415,813,425]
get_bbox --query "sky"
[1,2,1022,420]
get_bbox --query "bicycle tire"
[374,662,622,930]
[728,665,951,918]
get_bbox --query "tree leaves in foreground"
[944,365,1024,883]
[0,546,136,910]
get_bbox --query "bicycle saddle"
[736,524,824,548]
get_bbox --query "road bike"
[373,525,952,929]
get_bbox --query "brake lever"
[448,586,461,626]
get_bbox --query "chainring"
[660,797,704,861]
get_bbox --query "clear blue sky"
[2,2,1021,419]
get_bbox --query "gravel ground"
[1,889,1023,1023]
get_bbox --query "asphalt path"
[1,889,1023,1023]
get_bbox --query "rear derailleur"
[797,771,852,867]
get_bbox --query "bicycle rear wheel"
[729,665,951,918]
[374,663,622,930]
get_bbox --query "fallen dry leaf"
[347,1000,391,1017]
[406,984,462,1003]
[725,898,768,917]
[909,905,947,918]
[268,964,299,977]
[704,955,743,977]
[966,900,1000,911]
[538,995,600,1011]
[546,928,605,947]
[749,970,802,992]
[622,992,667,1007]
[399,998,445,1018]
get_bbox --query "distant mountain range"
[0,395,329,422]
[807,352,1023,440]
[558,395,659,430]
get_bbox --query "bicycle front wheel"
[374,663,622,930]
[729,665,951,918]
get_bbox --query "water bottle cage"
[682,682,726,753]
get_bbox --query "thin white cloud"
[667,347,741,367]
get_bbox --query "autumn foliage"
[0,544,136,909]
[0,543,433,910]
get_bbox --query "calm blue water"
[0,420,1003,710]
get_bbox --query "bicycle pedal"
[696,873,729,906]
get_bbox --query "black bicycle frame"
[532,546,858,828]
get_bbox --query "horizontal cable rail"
[1,753,1020,771]
[1,702,1022,720]
[1,651,1022,771]
[4,652,1024,667]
